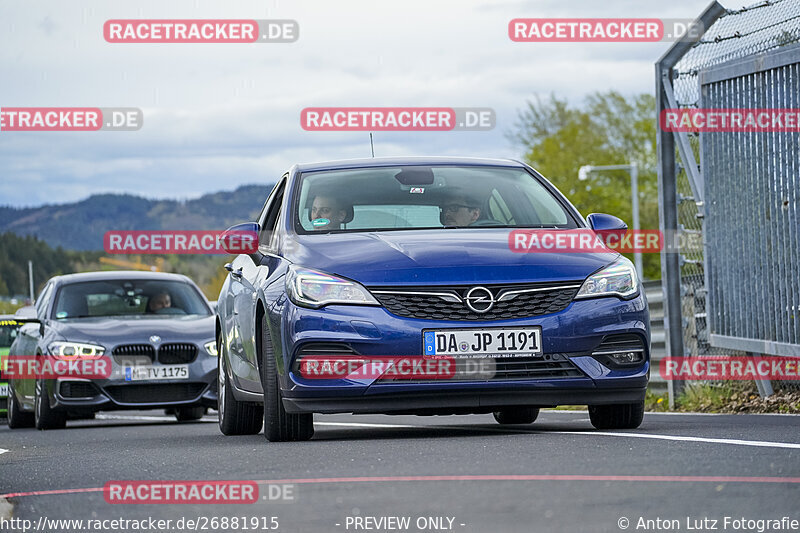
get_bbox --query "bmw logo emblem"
[149,335,161,344]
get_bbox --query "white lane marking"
[315,421,418,429]
[544,410,800,417]
[645,411,800,417]
[95,414,215,422]
[92,414,800,448]
[557,431,800,449]
[96,414,174,421]
[316,421,800,450]
[0,449,9,456]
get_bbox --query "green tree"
[510,91,660,280]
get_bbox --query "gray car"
[6,271,218,430]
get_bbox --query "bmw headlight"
[48,341,105,360]
[575,257,638,299]
[204,341,218,356]
[286,265,379,309]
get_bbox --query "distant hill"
[0,184,273,251]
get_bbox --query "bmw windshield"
[51,280,212,319]
[294,165,580,234]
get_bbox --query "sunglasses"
[440,204,477,214]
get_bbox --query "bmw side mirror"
[220,222,260,254]
[587,213,627,231]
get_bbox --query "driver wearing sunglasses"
[439,193,482,227]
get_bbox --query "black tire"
[7,384,34,429]
[493,407,539,425]
[261,316,313,442]
[218,340,263,436]
[588,401,645,429]
[175,406,206,422]
[35,378,66,430]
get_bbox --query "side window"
[258,178,287,252]
[35,283,53,319]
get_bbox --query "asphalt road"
[1,410,799,533]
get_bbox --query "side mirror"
[587,213,627,231]
[219,222,260,254]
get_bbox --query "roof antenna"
[369,132,375,157]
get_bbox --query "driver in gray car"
[147,291,172,313]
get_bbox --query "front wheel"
[35,378,66,430]
[588,401,645,429]
[493,407,539,425]
[7,383,34,429]
[218,342,263,436]
[261,316,313,442]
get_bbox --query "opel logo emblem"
[465,286,494,314]
[149,335,161,344]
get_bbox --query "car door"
[229,177,287,392]
[13,281,54,407]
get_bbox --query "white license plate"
[0,383,7,397]
[123,365,189,381]
[423,327,542,358]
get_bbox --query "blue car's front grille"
[378,354,585,382]
[371,283,580,321]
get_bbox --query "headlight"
[204,341,218,356]
[575,257,638,299]
[48,341,105,360]
[286,265,379,309]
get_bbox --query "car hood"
[49,315,215,346]
[285,229,618,285]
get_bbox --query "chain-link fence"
[657,0,800,401]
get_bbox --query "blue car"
[216,157,649,441]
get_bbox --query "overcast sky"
[0,0,718,207]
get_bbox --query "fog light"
[608,351,643,364]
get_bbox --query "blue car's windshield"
[52,280,211,320]
[294,165,578,234]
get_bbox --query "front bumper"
[278,292,650,414]
[47,355,218,412]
